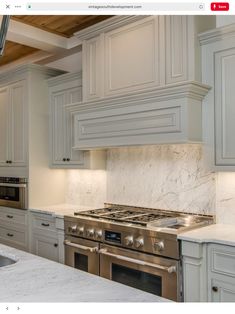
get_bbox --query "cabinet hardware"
[8,160,12,164]
[212,286,218,292]
[6,160,9,163]
[66,158,70,162]
[6,215,13,219]
[62,158,66,162]
[41,223,50,227]
[7,233,14,237]
[54,243,58,247]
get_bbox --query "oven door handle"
[0,183,27,188]
[64,240,98,253]
[99,249,177,274]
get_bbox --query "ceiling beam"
[0,16,82,53]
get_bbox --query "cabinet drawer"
[209,244,235,277]
[31,213,56,232]
[0,207,27,225]
[0,224,27,248]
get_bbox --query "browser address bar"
[26,2,206,11]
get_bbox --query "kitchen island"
[0,244,168,302]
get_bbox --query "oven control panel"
[64,219,179,259]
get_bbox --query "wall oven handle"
[0,183,27,188]
[99,249,177,274]
[64,240,98,253]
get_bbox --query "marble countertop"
[0,244,168,302]
[29,203,96,218]
[178,223,235,246]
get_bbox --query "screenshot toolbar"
[0,0,233,14]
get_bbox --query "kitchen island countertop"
[0,244,168,302]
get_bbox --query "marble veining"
[106,145,216,215]
[216,172,235,224]
[0,244,167,302]
[65,170,107,208]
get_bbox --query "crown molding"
[74,15,148,40]
[199,23,235,45]
[47,71,82,86]
[74,81,211,111]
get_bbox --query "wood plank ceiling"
[0,15,112,66]
[11,15,112,38]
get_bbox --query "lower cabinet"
[31,232,59,262]
[208,244,235,302]
[181,241,235,302]
[0,207,28,251]
[29,211,64,263]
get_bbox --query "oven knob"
[86,228,95,237]
[134,236,144,248]
[77,226,84,235]
[124,235,134,246]
[70,225,77,233]
[154,240,164,251]
[95,229,103,239]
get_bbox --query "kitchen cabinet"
[0,64,63,179]
[0,207,28,251]
[200,24,235,170]
[48,72,106,169]
[0,81,27,168]
[181,241,235,302]
[29,211,64,263]
[208,244,235,302]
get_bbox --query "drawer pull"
[41,223,50,227]
[54,243,58,247]
[6,215,13,219]
[7,233,14,237]
[212,286,218,292]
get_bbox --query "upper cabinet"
[48,72,106,169]
[72,16,214,150]
[0,65,64,178]
[200,24,235,170]
[0,81,27,168]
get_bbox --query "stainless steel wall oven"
[0,177,27,209]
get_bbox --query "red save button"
[211,2,229,11]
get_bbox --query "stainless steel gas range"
[64,204,214,302]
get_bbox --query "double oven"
[64,217,180,301]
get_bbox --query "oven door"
[99,244,180,301]
[0,183,27,209]
[64,236,100,275]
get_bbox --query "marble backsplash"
[65,169,107,207]
[106,145,216,215]
[65,144,235,222]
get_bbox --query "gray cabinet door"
[32,233,59,262]
[215,48,235,166]
[210,279,235,302]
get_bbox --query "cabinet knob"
[62,158,66,162]
[8,160,12,164]
[6,160,9,164]
[6,215,13,219]
[66,158,70,162]
[212,286,218,292]
[54,243,58,247]
[7,233,14,237]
